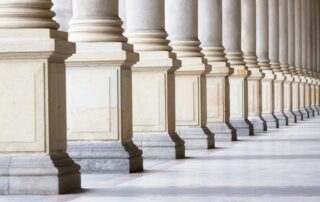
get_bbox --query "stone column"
[279,0,296,123]
[256,0,278,128]
[317,0,320,111]
[198,0,236,141]
[65,0,143,173]
[165,0,214,149]
[52,0,72,32]
[125,0,185,159]
[269,0,288,126]
[305,0,315,117]
[242,0,266,131]
[300,0,310,118]
[222,0,253,136]
[0,0,80,194]
[311,0,319,115]
[292,0,304,121]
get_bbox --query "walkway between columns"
[2,117,320,202]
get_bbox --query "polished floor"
[2,116,320,202]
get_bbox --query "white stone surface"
[4,116,320,201]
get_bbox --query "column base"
[311,106,319,115]
[315,106,320,115]
[133,132,185,159]
[0,153,80,195]
[274,112,288,126]
[292,110,303,121]
[230,119,253,136]
[207,123,237,142]
[261,113,279,128]
[177,127,214,150]
[68,141,143,174]
[247,116,267,132]
[284,110,296,124]
[300,108,309,119]
[306,107,315,117]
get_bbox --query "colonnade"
[0,0,319,195]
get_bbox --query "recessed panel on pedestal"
[176,75,199,126]
[0,62,45,152]
[67,67,119,141]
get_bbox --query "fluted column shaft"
[256,0,278,128]
[0,0,80,194]
[125,0,185,159]
[223,0,252,136]
[165,0,214,149]
[198,0,236,141]
[242,0,266,131]
[269,0,288,126]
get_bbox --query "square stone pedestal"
[206,64,236,142]
[261,70,279,128]
[175,58,214,150]
[0,29,80,194]
[229,66,253,136]
[132,52,185,159]
[66,42,143,173]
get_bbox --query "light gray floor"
[1,116,320,202]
